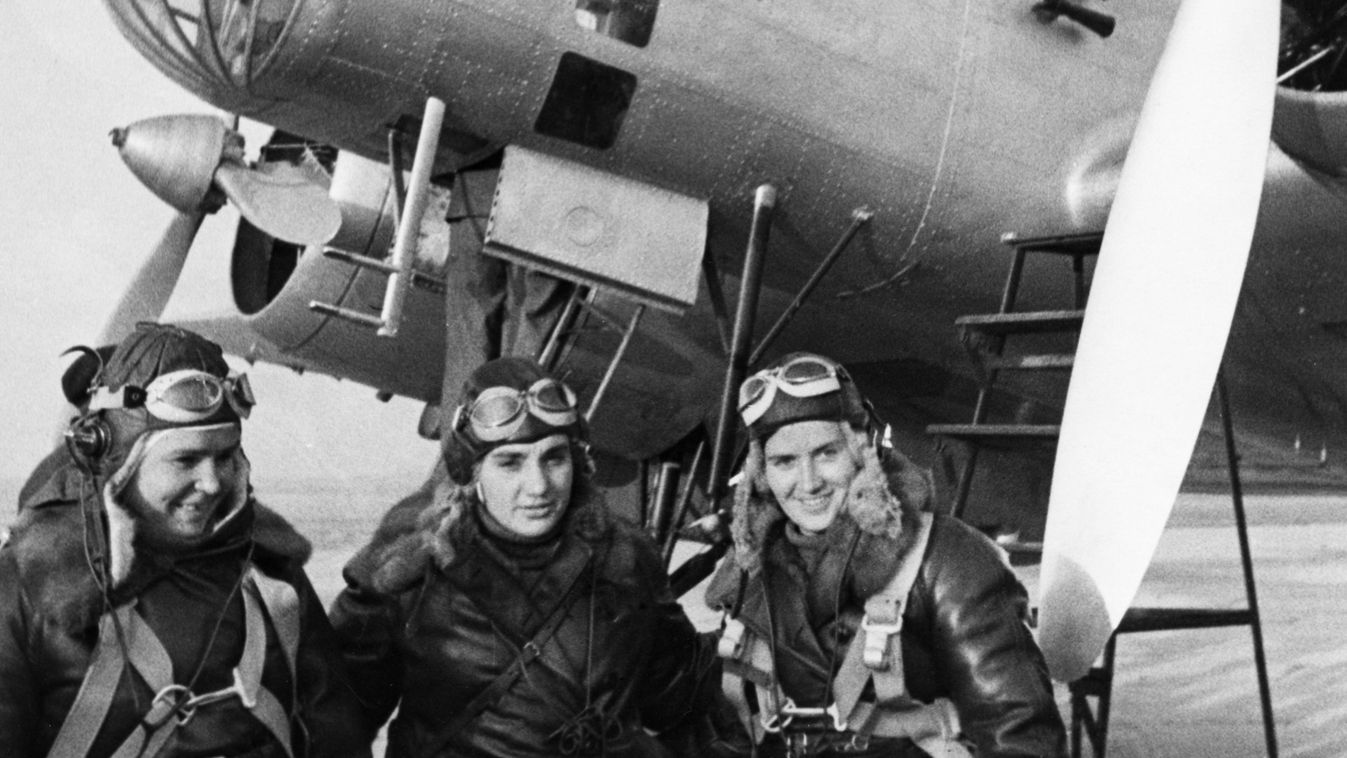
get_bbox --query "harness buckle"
[147,684,196,727]
[860,613,902,670]
[782,702,847,732]
[766,699,849,735]
[718,617,747,659]
[761,696,795,733]
[231,667,258,709]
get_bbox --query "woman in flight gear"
[706,352,1066,757]
[330,357,722,757]
[0,323,366,757]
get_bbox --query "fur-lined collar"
[727,432,934,577]
[348,473,611,595]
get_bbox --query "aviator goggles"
[738,355,847,427]
[455,378,579,443]
[88,369,255,423]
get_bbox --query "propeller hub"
[114,114,231,214]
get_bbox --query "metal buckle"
[860,613,902,670]
[718,617,747,659]
[761,696,795,733]
[782,701,848,732]
[521,640,542,663]
[147,684,195,727]
[766,699,849,734]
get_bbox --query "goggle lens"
[531,381,576,413]
[778,358,838,385]
[153,373,223,413]
[461,379,579,442]
[469,389,528,429]
[737,376,770,414]
[89,369,254,423]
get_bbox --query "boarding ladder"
[926,231,1277,758]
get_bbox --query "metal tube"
[702,253,733,356]
[1277,45,1335,85]
[1217,372,1278,758]
[749,206,872,366]
[585,304,645,422]
[536,287,587,369]
[662,439,707,566]
[386,127,407,231]
[647,461,681,542]
[706,184,777,504]
[379,97,445,337]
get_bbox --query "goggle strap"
[88,385,149,412]
[85,371,253,420]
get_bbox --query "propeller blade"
[97,210,206,345]
[213,160,341,246]
[114,114,341,246]
[1037,0,1279,683]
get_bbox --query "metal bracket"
[309,97,445,336]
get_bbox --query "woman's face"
[762,419,859,534]
[478,433,574,538]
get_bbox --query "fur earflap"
[728,423,933,575]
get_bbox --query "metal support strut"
[706,184,777,507]
[667,185,775,594]
[668,197,874,590]
[310,97,446,336]
[1217,371,1278,758]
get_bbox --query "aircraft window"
[573,0,658,47]
[106,0,295,88]
[209,0,295,80]
[535,53,637,150]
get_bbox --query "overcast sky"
[0,1,436,488]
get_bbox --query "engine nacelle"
[227,149,723,460]
[230,151,449,403]
[1271,85,1347,177]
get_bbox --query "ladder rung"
[1069,669,1112,695]
[309,301,384,329]
[926,423,1060,441]
[982,353,1075,371]
[956,310,1084,335]
[998,539,1043,555]
[1117,607,1254,633]
[1001,231,1103,256]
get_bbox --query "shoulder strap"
[249,567,300,683]
[421,560,588,756]
[46,605,145,758]
[833,511,934,720]
[830,512,970,755]
[50,565,304,758]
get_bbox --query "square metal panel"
[483,146,707,312]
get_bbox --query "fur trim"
[728,424,933,575]
[102,441,252,593]
[359,465,609,595]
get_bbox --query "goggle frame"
[454,378,580,443]
[88,369,255,423]
[738,356,848,427]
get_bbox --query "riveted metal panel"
[484,146,707,312]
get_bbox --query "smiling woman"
[0,324,369,758]
[121,423,243,541]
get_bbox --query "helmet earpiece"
[64,413,112,472]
